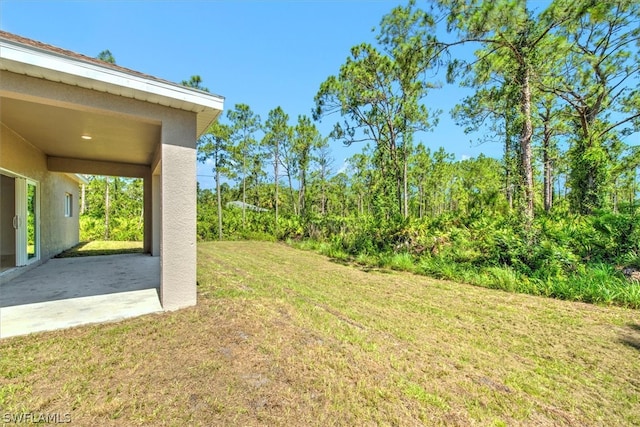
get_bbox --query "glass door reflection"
[27,181,37,259]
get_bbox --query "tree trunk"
[403,148,409,219]
[504,118,514,211]
[287,171,296,216]
[216,165,223,240]
[633,168,638,209]
[104,176,110,240]
[274,145,279,233]
[298,167,306,218]
[418,183,424,219]
[81,184,86,215]
[320,164,327,216]
[242,153,247,230]
[519,65,534,224]
[543,147,553,213]
[542,120,553,213]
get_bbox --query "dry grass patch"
[1,241,639,425]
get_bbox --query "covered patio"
[0,31,223,336]
[0,253,162,338]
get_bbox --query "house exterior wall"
[158,110,197,310]
[0,124,80,261]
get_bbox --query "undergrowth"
[289,210,640,309]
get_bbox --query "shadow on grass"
[328,257,351,266]
[628,323,640,332]
[55,242,145,258]
[620,323,640,352]
[327,257,394,274]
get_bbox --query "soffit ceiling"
[0,96,160,165]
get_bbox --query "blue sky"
[1,0,497,186]
[3,1,637,185]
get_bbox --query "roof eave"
[0,37,224,137]
[65,173,90,185]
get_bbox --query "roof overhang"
[0,35,224,137]
[66,173,90,185]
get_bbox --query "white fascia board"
[0,39,224,115]
[65,173,90,185]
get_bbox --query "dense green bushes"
[197,204,303,241]
[80,215,143,241]
[287,209,640,308]
[79,176,143,242]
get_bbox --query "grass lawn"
[55,241,144,258]
[2,241,639,425]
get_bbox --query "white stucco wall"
[0,124,80,261]
[158,110,197,310]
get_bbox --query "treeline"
[81,1,639,306]
[80,176,144,241]
[196,0,640,307]
[197,139,513,239]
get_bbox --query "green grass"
[294,240,640,309]
[55,241,144,258]
[1,241,639,425]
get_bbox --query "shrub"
[481,266,520,293]
[387,252,415,272]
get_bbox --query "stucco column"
[159,117,197,310]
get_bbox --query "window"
[65,193,73,217]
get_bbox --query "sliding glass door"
[1,171,39,268]
[14,177,27,266]
[1,174,16,271]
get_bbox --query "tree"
[262,106,292,233]
[409,143,431,218]
[292,115,324,218]
[97,49,116,64]
[315,2,438,219]
[227,104,262,229]
[427,147,455,216]
[435,0,558,223]
[534,92,570,212]
[81,176,143,241]
[198,122,232,240]
[104,176,110,239]
[312,139,333,216]
[612,146,640,212]
[452,84,520,211]
[458,155,505,215]
[347,151,374,217]
[181,75,209,92]
[327,172,350,217]
[542,1,640,214]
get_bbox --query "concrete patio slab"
[0,254,162,338]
